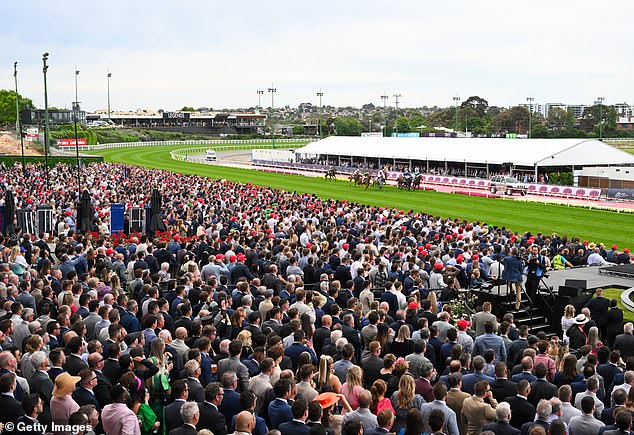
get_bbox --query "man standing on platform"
[525,245,546,305]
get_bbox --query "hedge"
[0,156,104,167]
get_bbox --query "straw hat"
[52,372,80,398]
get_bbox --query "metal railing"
[169,143,306,162]
[85,138,314,151]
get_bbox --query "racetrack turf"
[89,143,634,248]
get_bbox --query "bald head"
[63,331,78,345]
[358,390,372,408]
[321,315,332,328]
[235,411,256,432]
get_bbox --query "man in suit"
[88,352,112,409]
[505,380,536,430]
[220,372,242,424]
[528,363,558,407]
[232,410,258,435]
[284,331,318,371]
[473,321,507,363]
[489,362,518,403]
[615,323,634,361]
[63,336,88,376]
[170,401,200,435]
[569,396,605,435]
[0,372,24,424]
[28,351,54,423]
[420,382,459,435]
[249,358,274,415]
[47,348,65,384]
[603,410,632,435]
[361,341,385,390]
[102,345,122,385]
[483,401,520,435]
[520,399,551,435]
[278,399,310,435]
[415,363,436,402]
[72,368,101,410]
[461,381,498,435]
[511,357,537,384]
[313,315,332,357]
[598,350,623,394]
[269,379,294,429]
[462,356,494,395]
[217,340,250,392]
[364,408,394,435]
[472,302,497,336]
[165,379,189,433]
[341,314,362,364]
[197,382,227,435]
[585,288,611,339]
[446,373,470,435]
[185,360,205,403]
[16,393,45,435]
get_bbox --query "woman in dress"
[390,375,424,434]
[129,378,160,435]
[370,379,395,416]
[391,325,414,358]
[561,305,576,345]
[341,366,364,412]
[314,355,342,394]
[587,326,603,355]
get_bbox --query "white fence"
[85,138,312,151]
[169,143,305,162]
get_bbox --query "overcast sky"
[1,0,629,112]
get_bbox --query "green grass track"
[89,144,634,248]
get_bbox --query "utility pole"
[393,94,402,137]
[74,69,81,193]
[598,96,605,140]
[13,62,25,174]
[42,52,50,187]
[453,95,460,133]
[317,90,323,138]
[268,85,276,148]
[381,94,389,137]
[526,96,534,138]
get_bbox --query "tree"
[547,107,575,131]
[461,96,489,118]
[334,117,364,136]
[291,125,305,135]
[396,116,410,133]
[0,89,35,126]
[531,124,550,138]
[579,104,617,136]
[493,106,530,134]
[180,106,195,112]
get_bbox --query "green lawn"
[602,288,634,323]
[89,143,634,248]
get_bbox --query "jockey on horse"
[325,165,336,180]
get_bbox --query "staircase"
[496,289,556,337]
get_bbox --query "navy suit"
[269,398,293,429]
[284,343,317,370]
[462,371,494,395]
[199,352,214,386]
[165,399,186,433]
[196,402,227,435]
[72,386,101,409]
[0,369,23,401]
[219,389,242,425]
[120,311,142,333]
[364,428,390,435]
[231,414,268,435]
[279,420,310,435]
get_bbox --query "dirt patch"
[0,134,41,156]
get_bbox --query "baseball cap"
[457,319,470,330]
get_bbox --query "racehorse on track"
[373,173,385,189]
[325,167,337,180]
[350,172,364,186]
[412,174,422,190]
[362,173,371,190]
[397,173,413,190]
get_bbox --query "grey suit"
[249,373,273,415]
[569,413,605,435]
[217,356,249,392]
[473,311,497,336]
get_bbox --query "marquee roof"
[296,137,634,167]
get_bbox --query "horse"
[349,172,364,186]
[412,174,422,190]
[372,174,385,189]
[362,174,372,190]
[324,168,337,181]
[398,174,413,190]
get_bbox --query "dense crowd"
[0,161,631,435]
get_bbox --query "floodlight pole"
[257,89,264,108]
[527,96,534,138]
[317,90,323,138]
[393,94,402,137]
[598,96,605,140]
[453,95,460,133]
[381,94,389,137]
[268,85,276,149]
[13,62,26,174]
[74,69,81,193]
[107,72,112,119]
[42,52,50,188]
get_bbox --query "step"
[515,315,546,326]
[528,323,552,334]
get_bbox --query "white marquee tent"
[295,137,634,169]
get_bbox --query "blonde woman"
[391,325,414,358]
[341,366,364,412]
[20,335,44,381]
[9,246,29,277]
[390,375,424,433]
[561,305,576,344]
[314,355,342,394]
[237,330,253,359]
[427,291,440,314]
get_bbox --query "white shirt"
[587,253,609,266]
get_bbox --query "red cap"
[457,319,471,330]
[229,255,237,262]
[472,255,479,261]
[457,255,464,263]
[215,254,225,260]
[237,254,246,261]
[306,243,312,248]
[434,263,443,270]
[106,249,114,256]
[342,243,349,250]
[426,243,432,249]
[625,248,630,254]
[408,302,418,310]
[612,245,618,250]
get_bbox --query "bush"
[548,172,573,186]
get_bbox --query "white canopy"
[296,137,634,168]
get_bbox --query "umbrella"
[149,188,167,234]
[77,190,94,234]
[4,190,16,237]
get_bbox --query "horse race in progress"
[1,2,634,435]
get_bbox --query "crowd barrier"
[85,138,312,151]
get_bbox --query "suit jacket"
[483,421,521,435]
[597,363,622,393]
[279,420,310,435]
[520,420,549,435]
[361,355,384,390]
[197,401,227,435]
[527,379,558,407]
[462,372,494,395]
[490,379,518,403]
[0,394,25,423]
[284,343,318,371]
[460,395,497,435]
[28,370,54,405]
[73,386,101,410]
[217,356,249,392]
[614,333,634,361]
[165,399,186,433]
[220,389,242,424]
[504,395,536,429]
[342,324,362,363]
[169,423,199,435]
[187,378,205,403]
[47,366,64,383]
[364,428,390,435]
[63,354,88,376]
[269,398,293,429]
[249,373,273,415]
[94,370,113,408]
[199,352,214,386]
[16,415,45,435]
[313,327,331,356]
[415,377,434,402]
[102,358,122,385]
